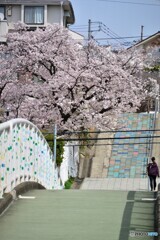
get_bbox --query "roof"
[63,0,75,24]
[0,0,75,24]
[68,29,84,41]
[132,31,160,48]
[0,0,65,4]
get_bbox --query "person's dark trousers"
[149,175,157,190]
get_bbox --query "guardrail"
[147,97,159,163]
[0,119,61,198]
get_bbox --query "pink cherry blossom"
[0,23,157,130]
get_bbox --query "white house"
[129,31,160,84]
[0,0,78,42]
[130,31,160,65]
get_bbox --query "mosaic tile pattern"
[0,120,60,196]
[108,113,154,178]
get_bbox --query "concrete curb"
[0,182,45,216]
[0,193,13,216]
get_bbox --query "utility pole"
[88,19,91,41]
[141,25,144,41]
[53,124,57,163]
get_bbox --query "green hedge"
[64,178,74,189]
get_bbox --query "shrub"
[64,178,74,189]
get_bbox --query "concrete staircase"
[81,177,160,191]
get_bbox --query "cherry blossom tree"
[0,23,157,130]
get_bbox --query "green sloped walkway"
[0,190,157,240]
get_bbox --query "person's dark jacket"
[147,163,159,177]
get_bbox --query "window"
[24,6,44,25]
[0,6,5,20]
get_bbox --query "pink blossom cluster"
[0,23,157,130]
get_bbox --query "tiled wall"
[108,113,154,178]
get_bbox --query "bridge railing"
[0,119,61,197]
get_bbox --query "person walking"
[147,157,159,191]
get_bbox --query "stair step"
[81,177,160,191]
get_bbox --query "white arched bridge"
[0,119,78,198]
[0,117,159,240]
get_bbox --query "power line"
[70,27,88,30]
[90,35,101,45]
[93,35,148,40]
[100,23,125,45]
[85,20,125,45]
[70,21,149,43]
[100,29,124,44]
[57,128,160,135]
[57,136,160,141]
[68,36,147,41]
[69,24,100,30]
[44,128,159,136]
[101,23,121,39]
[70,23,146,46]
[70,26,88,30]
[66,141,160,147]
[97,0,160,6]
[70,25,88,27]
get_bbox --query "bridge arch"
[0,119,61,197]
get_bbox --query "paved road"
[0,190,157,240]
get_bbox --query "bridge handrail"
[0,118,61,197]
[0,118,53,155]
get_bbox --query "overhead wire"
[93,35,148,40]
[56,135,160,141]
[66,142,160,147]
[97,0,160,6]
[69,22,149,46]
[70,22,133,46]
[57,128,160,135]
[101,23,122,40]
[100,23,125,45]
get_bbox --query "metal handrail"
[148,97,159,160]
[146,96,159,189]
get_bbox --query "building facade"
[0,0,76,42]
